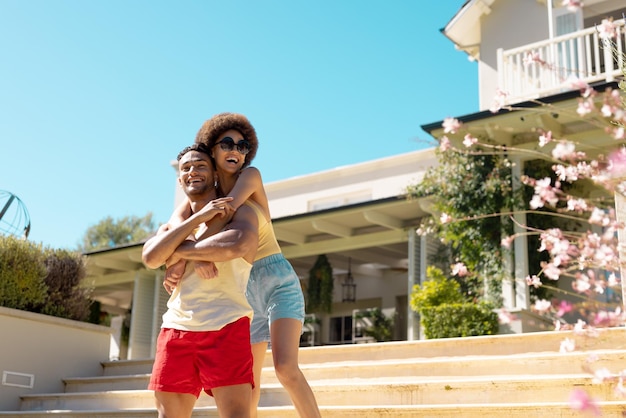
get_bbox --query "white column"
[501,227,515,309]
[406,228,420,341]
[614,191,626,308]
[511,156,530,309]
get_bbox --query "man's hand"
[163,258,186,294]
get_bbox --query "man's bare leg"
[213,383,252,418]
[154,391,196,418]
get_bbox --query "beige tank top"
[246,199,282,260]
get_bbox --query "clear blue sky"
[0,1,477,251]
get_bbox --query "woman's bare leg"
[270,318,321,418]
[249,341,268,418]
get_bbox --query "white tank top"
[161,257,253,331]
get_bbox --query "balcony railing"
[497,18,625,104]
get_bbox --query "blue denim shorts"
[246,253,305,344]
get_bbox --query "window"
[328,315,353,344]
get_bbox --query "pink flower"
[560,337,576,353]
[551,141,577,160]
[556,300,573,317]
[442,117,461,134]
[588,208,609,226]
[489,89,508,113]
[538,130,552,147]
[440,213,453,224]
[562,0,583,13]
[451,262,468,277]
[463,134,478,147]
[615,376,626,397]
[531,177,559,208]
[568,389,601,417]
[573,274,592,293]
[542,262,562,280]
[567,75,587,90]
[497,309,516,324]
[573,319,587,335]
[597,18,617,39]
[607,147,626,178]
[501,235,515,248]
[439,136,451,151]
[592,367,613,383]
[526,275,542,288]
[566,197,588,212]
[611,126,625,140]
[577,98,594,115]
[534,299,552,313]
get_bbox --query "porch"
[497,18,625,104]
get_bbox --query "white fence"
[497,18,625,103]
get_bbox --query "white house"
[84,0,626,359]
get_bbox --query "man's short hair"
[194,112,258,168]
[177,143,211,161]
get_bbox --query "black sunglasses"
[215,137,251,155]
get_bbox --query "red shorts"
[148,317,253,397]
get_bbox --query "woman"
[169,112,321,418]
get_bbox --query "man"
[142,143,259,418]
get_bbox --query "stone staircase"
[2,327,626,417]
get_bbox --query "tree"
[418,51,626,405]
[413,22,626,329]
[78,212,156,252]
[408,141,518,305]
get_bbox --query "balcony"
[497,18,626,104]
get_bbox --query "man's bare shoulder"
[229,203,258,230]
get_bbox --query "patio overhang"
[83,194,433,311]
[421,80,620,156]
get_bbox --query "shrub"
[34,248,93,321]
[0,236,94,322]
[0,235,47,309]
[355,307,395,342]
[410,266,498,338]
[419,302,499,339]
[410,266,464,313]
[306,254,334,313]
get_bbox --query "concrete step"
[95,327,626,378]
[261,348,626,384]
[100,359,153,377]
[18,373,624,411]
[283,327,626,367]
[3,327,625,417]
[65,349,626,393]
[3,402,626,418]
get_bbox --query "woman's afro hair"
[195,112,258,168]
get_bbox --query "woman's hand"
[194,261,219,279]
[193,197,234,223]
[163,258,186,294]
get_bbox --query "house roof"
[442,0,496,60]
